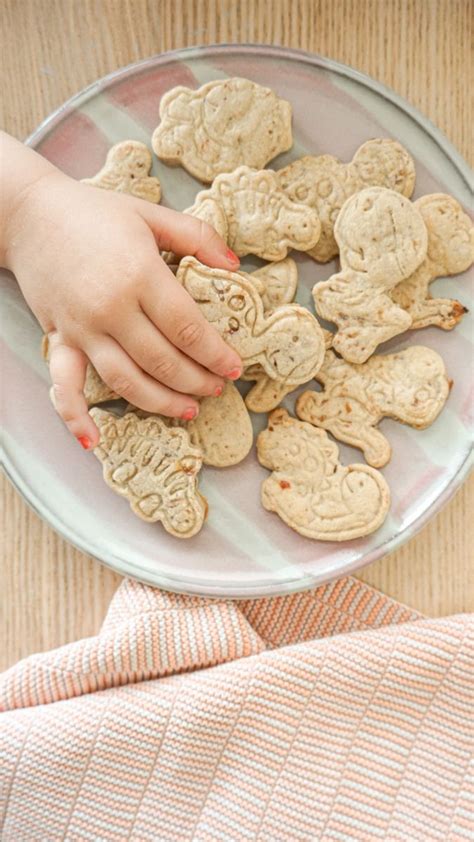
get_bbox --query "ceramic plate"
[2,45,473,596]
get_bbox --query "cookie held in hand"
[82,141,162,203]
[278,138,416,262]
[177,257,326,386]
[312,187,428,363]
[152,77,292,182]
[257,409,390,541]
[90,409,208,538]
[296,346,450,468]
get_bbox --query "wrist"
[0,132,64,270]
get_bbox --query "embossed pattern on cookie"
[257,409,390,541]
[312,187,428,363]
[90,409,207,537]
[152,77,293,182]
[391,194,473,330]
[128,382,253,468]
[185,167,321,260]
[82,141,162,202]
[296,346,450,468]
[247,258,298,310]
[177,257,326,385]
[277,139,416,262]
[242,330,333,413]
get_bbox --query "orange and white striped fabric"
[1,575,472,841]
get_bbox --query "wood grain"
[1,0,472,671]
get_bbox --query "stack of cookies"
[45,77,473,542]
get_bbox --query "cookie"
[126,381,253,468]
[296,346,450,468]
[277,139,416,262]
[177,257,326,385]
[312,187,428,363]
[90,409,207,538]
[247,258,298,310]
[152,77,292,183]
[242,329,333,413]
[82,141,162,202]
[257,409,390,541]
[42,336,118,406]
[391,194,473,330]
[185,166,321,260]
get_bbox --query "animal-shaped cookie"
[247,257,298,310]
[391,194,473,330]
[126,381,253,468]
[296,346,450,468]
[152,77,292,183]
[277,139,416,262]
[82,141,162,202]
[90,409,207,538]
[312,187,428,363]
[177,257,326,386]
[42,336,118,406]
[185,167,321,260]
[242,330,333,413]
[257,409,390,541]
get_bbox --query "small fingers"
[87,336,200,419]
[48,339,99,448]
[139,203,240,269]
[141,257,242,379]
[114,310,224,397]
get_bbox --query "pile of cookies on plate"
[44,77,474,541]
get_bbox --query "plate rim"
[3,42,473,598]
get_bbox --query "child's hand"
[1,134,242,448]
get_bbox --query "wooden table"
[2,0,472,671]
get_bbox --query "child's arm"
[0,132,242,448]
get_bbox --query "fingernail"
[226,248,239,265]
[214,385,223,397]
[225,367,241,381]
[182,407,198,421]
[77,435,92,450]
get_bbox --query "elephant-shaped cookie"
[177,257,326,385]
[391,194,473,330]
[90,409,207,538]
[312,187,428,363]
[185,166,321,260]
[257,409,390,541]
[296,346,450,467]
[152,77,293,183]
[277,139,416,262]
[82,141,162,202]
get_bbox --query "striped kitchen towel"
[1,575,472,841]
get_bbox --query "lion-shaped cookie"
[391,194,473,330]
[296,346,450,468]
[152,77,292,182]
[177,257,326,386]
[313,187,428,363]
[90,409,207,538]
[185,166,321,260]
[277,139,416,262]
[257,409,390,541]
[82,141,161,202]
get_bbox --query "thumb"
[139,203,240,270]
